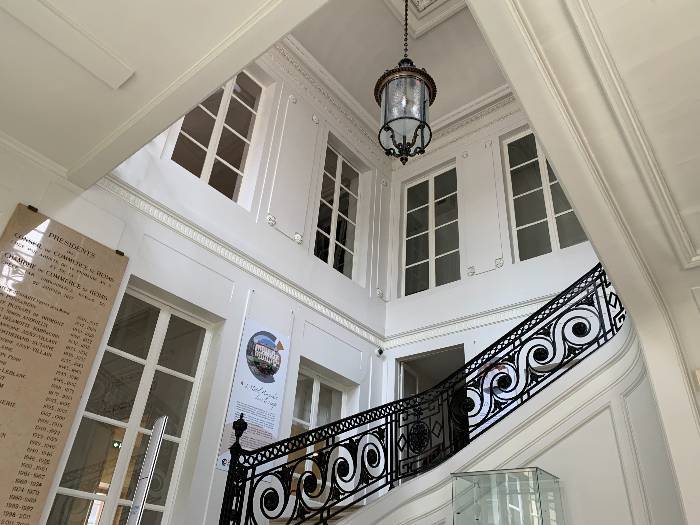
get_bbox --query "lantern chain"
[404,0,408,58]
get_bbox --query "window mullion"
[328,155,342,266]
[503,142,521,263]
[99,310,172,524]
[201,80,234,185]
[428,177,436,289]
[536,145,559,251]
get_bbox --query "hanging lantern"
[374,0,437,165]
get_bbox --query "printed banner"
[0,204,128,525]
[217,319,290,471]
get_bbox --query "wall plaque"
[0,204,128,525]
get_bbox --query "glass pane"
[121,434,178,506]
[435,251,460,286]
[547,161,557,182]
[513,189,546,226]
[406,206,429,237]
[317,384,342,426]
[108,294,160,359]
[217,127,248,172]
[407,180,429,211]
[158,315,206,377]
[517,222,552,261]
[59,418,125,493]
[340,161,359,196]
[48,494,105,525]
[556,211,587,248]
[86,352,144,422]
[333,245,353,278]
[316,202,333,235]
[510,161,542,196]
[434,168,457,199]
[314,231,330,263]
[550,182,572,214]
[209,160,241,201]
[141,372,193,437]
[335,214,356,251]
[171,135,206,178]
[113,506,163,525]
[405,262,429,296]
[293,374,313,422]
[321,174,335,205]
[435,222,459,256]
[508,134,537,167]
[233,72,262,111]
[225,97,256,140]
[180,106,214,148]
[406,233,428,266]
[201,88,224,116]
[435,193,458,227]
[338,188,358,221]
[324,147,338,176]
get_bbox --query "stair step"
[269,505,360,524]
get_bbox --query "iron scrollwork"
[219,264,625,524]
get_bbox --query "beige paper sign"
[0,204,128,525]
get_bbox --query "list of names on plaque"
[0,204,127,525]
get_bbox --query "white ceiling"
[292,0,505,127]
[0,0,327,187]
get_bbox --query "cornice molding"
[262,41,389,168]
[98,175,384,346]
[391,93,521,171]
[98,175,558,351]
[385,0,467,38]
[382,295,552,349]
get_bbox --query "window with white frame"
[170,71,262,202]
[403,167,460,296]
[313,145,360,279]
[287,369,344,494]
[47,292,209,525]
[503,132,587,262]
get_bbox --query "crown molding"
[431,84,511,131]
[262,41,389,168]
[384,0,467,38]
[391,92,521,171]
[282,35,379,132]
[0,129,67,176]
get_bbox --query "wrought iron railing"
[220,263,625,524]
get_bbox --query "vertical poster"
[217,319,290,470]
[0,204,128,525]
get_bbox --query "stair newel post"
[220,414,250,525]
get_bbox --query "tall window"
[288,370,344,494]
[48,293,209,525]
[503,132,587,262]
[403,168,460,296]
[313,145,360,279]
[171,71,262,202]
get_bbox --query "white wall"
[348,325,686,525]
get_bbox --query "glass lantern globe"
[375,57,437,165]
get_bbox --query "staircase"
[219,263,625,525]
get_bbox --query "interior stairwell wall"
[345,323,686,525]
